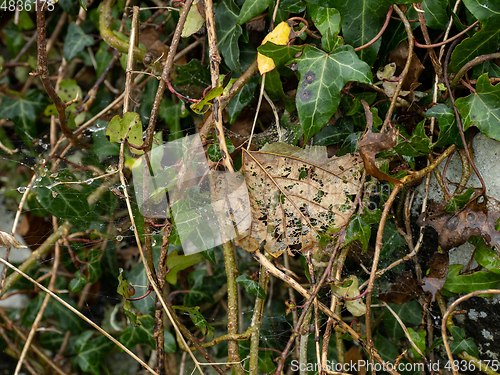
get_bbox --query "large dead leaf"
[236,142,362,257]
[417,197,500,251]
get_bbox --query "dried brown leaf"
[417,198,500,251]
[378,270,424,305]
[236,142,362,257]
[422,252,449,302]
[0,230,27,249]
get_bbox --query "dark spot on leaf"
[299,89,312,102]
[304,71,316,84]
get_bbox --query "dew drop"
[17,187,27,193]
[152,240,157,246]
[86,178,94,185]
[35,177,42,182]
[116,235,123,241]
[117,228,122,232]
[52,191,58,198]
[49,173,58,178]
[39,159,45,164]
[129,225,136,231]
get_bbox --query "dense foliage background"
[1,0,500,374]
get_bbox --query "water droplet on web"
[129,225,136,231]
[116,235,123,241]
[41,143,48,150]
[49,173,58,178]
[35,177,42,182]
[86,179,94,185]
[17,187,27,193]
[152,240,157,246]
[52,191,58,198]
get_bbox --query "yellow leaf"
[257,22,291,74]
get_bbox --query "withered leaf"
[0,230,27,249]
[236,142,362,257]
[417,198,500,251]
[358,101,401,185]
[422,252,449,302]
[378,270,424,305]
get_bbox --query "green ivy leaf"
[394,120,433,157]
[0,90,48,146]
[117,269,142,327]
[105,111,143,155]
[21,293,54,327]
[422,0,449,30]
[236,274,266,299]
[331,275,366,316]
[208,137,235,161]
[471,236,500,274]
[215,0,242,73]
[380,220,406,259]
[330,0,410,65]
[64,23,94,61]
[88,249,103,283]
[444,268,500,294]
[407,327,426,359]
[445,187,475,212]
[172,306,214,337]
[36,170,92,227]
[258,42,304,68]
[190,86,224,114]
[238,0,273,25]
[449,23,500,72]
[455,74,500,141]
[425,104,462,147]
[120,315,156,349]
[73,332,114,375]
[450,326,480,357]
[53,294,84,333]
[165,249,205,285]
[295,45,372,142]
[307,4,341,36]
[345,216,371,251]
[264,68,286,101]
[174,59,211,87]
[314,117,355,146]
[69,270,89,293]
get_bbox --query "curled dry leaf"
[0,230,27,249]
[417,198,500,251]
[378,270,424,305]
[236,142,362,257]
[358,100,401,185]
[422,252,449,302]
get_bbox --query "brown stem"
[450,51,500,87]
[443,39,486,197]
[275,243,339,374]
[155,223,170,374]
[143,0,194,153]
[253,251,400,375]
[413,3,443,79]
[36,0,83,149]
[382,5,414,131]
[364,183,402,371]
[199,60,259,143]
[415,20,479,49]
[355,6,393,52]
[205,0,234,172]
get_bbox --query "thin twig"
[414,19,479,49]
[443,39,486,197]
[382,5,414,131]
[355,6,393,52]
[450,52,500,87]
[143,0,194,153]
[36,0,82,149]
[205,0,234,171]
[0,257,159,375]
[253,251,400,375]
